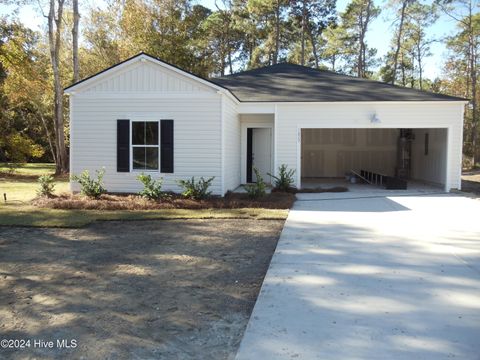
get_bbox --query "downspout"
[219,92,225,196]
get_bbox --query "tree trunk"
[357,7,365,77]
[301,0,306,66]
[463,1,478,165]
[470,36,477,165]
[48,0,68,174]
[307,23,319,68]
[416,41,423,89]
[392,0,408,84]
[39,112,57,164]
[273,0,280,64]
[72,0,80,83]
[220,54,225,76]
[228,51,233,74]
[358,0,373,78]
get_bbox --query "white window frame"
[130,120,160,172]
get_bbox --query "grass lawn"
[0,163,289,227]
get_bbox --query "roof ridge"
[211,62,467,101]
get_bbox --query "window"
[131,121,159,171]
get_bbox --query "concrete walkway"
[236,193,480,360]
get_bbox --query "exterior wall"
[69,60,224,194]
[240,114,275,184]
[81,61,216,94]
[71,95,223,194]
[301,129,398,177]
[222,96,241,192]
[411,128,448,186]
[275,102,465,191]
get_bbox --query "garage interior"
[301,128,448,190]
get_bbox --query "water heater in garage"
[396,129,414,179]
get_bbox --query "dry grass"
[0,205,289,227]
[0,163,293,227]
[33,191,296,211]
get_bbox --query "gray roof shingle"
[211,63,466,102]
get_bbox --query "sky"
[0,0,462,79]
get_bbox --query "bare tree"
[391,0,412,84]
[72,0,80,82]
[341,0,380,78]
[273,0,281,64]
[357,0,374,77]
[438,0,479,163]
[47,0,68,174]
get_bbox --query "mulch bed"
[33,191,296,210]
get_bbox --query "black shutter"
[161,120,174,173]
[117,119,130,172]
[246,128,253,183]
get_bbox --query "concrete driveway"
[236,193,480,360]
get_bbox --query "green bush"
[137,173,165,200]
[268,164,296,192]
[37,175,55,197]
[245,168,267,198]
[0,133,45,163]
[72,168,107,199]
[177,176,215,200]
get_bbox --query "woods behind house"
[1,0,479,172]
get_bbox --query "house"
[64,52,467,195]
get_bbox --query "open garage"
[301,128,448,189]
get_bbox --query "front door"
[249,128,272,183]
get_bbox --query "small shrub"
[137,173,165,200]
[37,175,55,197]
[245,168,267,198]
[177,176,215,200]
[71,168,106,199]
[268,164,296,192]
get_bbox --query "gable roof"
[210,63,467,102]
[65,53,466,103]
[64,52,230,95]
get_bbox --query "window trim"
[129,120,160,172]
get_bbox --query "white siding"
[411,128,448,186]
[81,61,216,94]
[222,96,241,192]
[275,102,464,191]
[70,96,223,195]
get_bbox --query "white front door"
[252,128,272,183]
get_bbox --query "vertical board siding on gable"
[70,96,223,194]
[275,102,464,191]
[222,96,241,192]
[83,62,215,94]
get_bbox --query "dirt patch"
[0,219,284,359]
[32,192,296,211]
